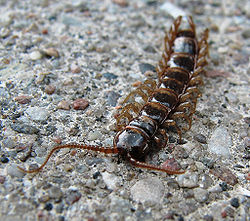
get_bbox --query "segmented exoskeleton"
[18,16,209,174]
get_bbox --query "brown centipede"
[18,16,209,175]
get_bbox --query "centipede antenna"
[17,144,118,173]
[127,154,185,175]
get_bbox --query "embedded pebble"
[43,48,59,58]
[194,134,207,144]
[0,175,6,184]
[57,100,71,110]
[130,177,165,203]
[72,98,89,110]
[65,189,82,205]
[208,127,232,157]
[160,2,186,18]
[193,188,209,203]
[210,167,238,186]
[29,51,43,60]
[161,158,182,172]
[103,72,118,80]
[7,164,25,178]
[14,95,32,104]
[25,107,49,122]
[101,171,121,190]
[200,174,214,189]
[176,173,199,188]
[105,91,120,106]
[70,63,81,73]
[139,63,155,74]
[44,85,56,95]
[230,197,240,208]
[242,29,250,38]
[49,186,63,202]
[10,122,39,134]
[88,131,102,141]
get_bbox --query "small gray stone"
[101,171,121,190]
[177,173,199,188]
[10,122,39,134]
[139,63,155,74]
[194,188,209,203]
[200,174,214,189]
[7,164,25,178]
[29,51,43,60]
[49,186,63,202]
[130,177,165,203]
[242,29,250,39]
[105,91,120,106]
[88,131,102,141]
[208,127,232,157]
[103,72,118,80]
[26,107,49,122]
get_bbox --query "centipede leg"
[175,101,196,115]
[153,129,168,149]
[116,111,134,131]
[170,112,192,131]
[162,119,182,142]
[157,16,182,79]
[188,75,204,86]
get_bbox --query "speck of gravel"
[44,85,56,95]
[130,177,165,204]
[210,167,238,186]
[219,182,228,191]
[178,199,198,215]
[143,45,156,53]
[88,131,102,141]
[0,175,6,184]
[105,90,120,106]
[139,63,156,74]
[57,100,71,110]
[172,146,188,159]
[203,214,214,221]
[1,155,9,163]
[85,157,104,166]
[244,137,250,148]
[103,72,118,80]
[230,197,240,208]
[201,157,215,169]
[10,122,39,134]
[2,138,16,149]
[65,190,82,205]
[29,51,43,60]
[161,158,182,172]
[194,133,207,144]
[167,178,180,189]
[241,29,250,38]
[177,173,199,188]
[93,171,101,179]
[7,164,25,178]
[200,174,214,189]
[14,95,32,104]
[208,127,232,157]
[44,203,53,211]
[43,48,59,58]
[102,171,121,190]
[72,98,89,110]
[193,188,209,203]
[25,107,50,122]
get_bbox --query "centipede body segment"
[18,16,209,175]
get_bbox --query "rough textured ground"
[0,0,249,220]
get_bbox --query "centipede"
[18,16,209,175]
